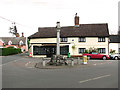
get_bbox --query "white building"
[28,14,109,57]
[109,35,120,54]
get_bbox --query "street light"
[56,22,61,56]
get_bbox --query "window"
[98,37,105,42]
[19,40,23,46]
[33,46,69,55]
[33,46,47,55]
[60,46,69,55]
[98,48,106,54]
[61,38,67,42]
[79,48,86,54]
[119,48,120,53]
[8,41,12,45]
[91,52,98,54]
[79,37,86,42]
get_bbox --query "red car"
[83,52,110,60]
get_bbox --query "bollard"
[82,55,87,64]
[29,52,32,57]
[71,59,74,66]
[78,57,80,64]
[43,60,46,67]
[66,60,68,65]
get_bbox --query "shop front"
[33,44,69,57]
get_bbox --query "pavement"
[1,53,119,88]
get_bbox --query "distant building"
[28,13,109,57]
[0,37,28,52]
[118,26,120,35]
[109,35,120,54]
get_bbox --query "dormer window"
[8,41,12,45]
[19,40,23,45]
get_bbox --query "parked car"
[83,52,110,60]
[109,53,120,60]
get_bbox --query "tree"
[110,49,116,54]
[27,39,30,49]
[83,47,99,54]
[89,47,98,52]
[9,22,18,36]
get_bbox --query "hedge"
[0,48,21,56]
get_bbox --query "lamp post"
[56,22,61,56]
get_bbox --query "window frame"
[19,40,23,46]
[79,48,86,54]
[79,37,86,42]
[8,40,12,45]
[98,48,106,54]
[98,37,105,42]
[61,37,67,42]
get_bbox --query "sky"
[0,0,119,37]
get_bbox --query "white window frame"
[61,38,67,42]
[98,37,105,42]
[98,48,106,54]
[79,48,86,54]
[8,40,12,45]
[79,37,86,42]
[19,40,23,46]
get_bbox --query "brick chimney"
[74,13,79,26]
[22,32,24,37]
[16,33,19,37]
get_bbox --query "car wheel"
[103,56,107,60]
[87,56,91,60]
[114,56,118,60]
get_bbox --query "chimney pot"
[16,33,19,37]
[22,32,24,37]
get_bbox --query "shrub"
[83,49,89,53]
[7,46,14,48]
[3,43,6,47]
[72,45,75,49]
[110,49,116,54]
[88,47,98,53]
[1,48,21,56]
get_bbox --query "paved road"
[1,54,119,88]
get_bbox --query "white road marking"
[79,74,111,83]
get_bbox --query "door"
[46,46,56,57]
[91,52,99,59]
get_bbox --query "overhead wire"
[0,15,34,28]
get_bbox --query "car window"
[92,52,97,54]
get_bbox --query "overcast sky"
[0,0,119,37]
